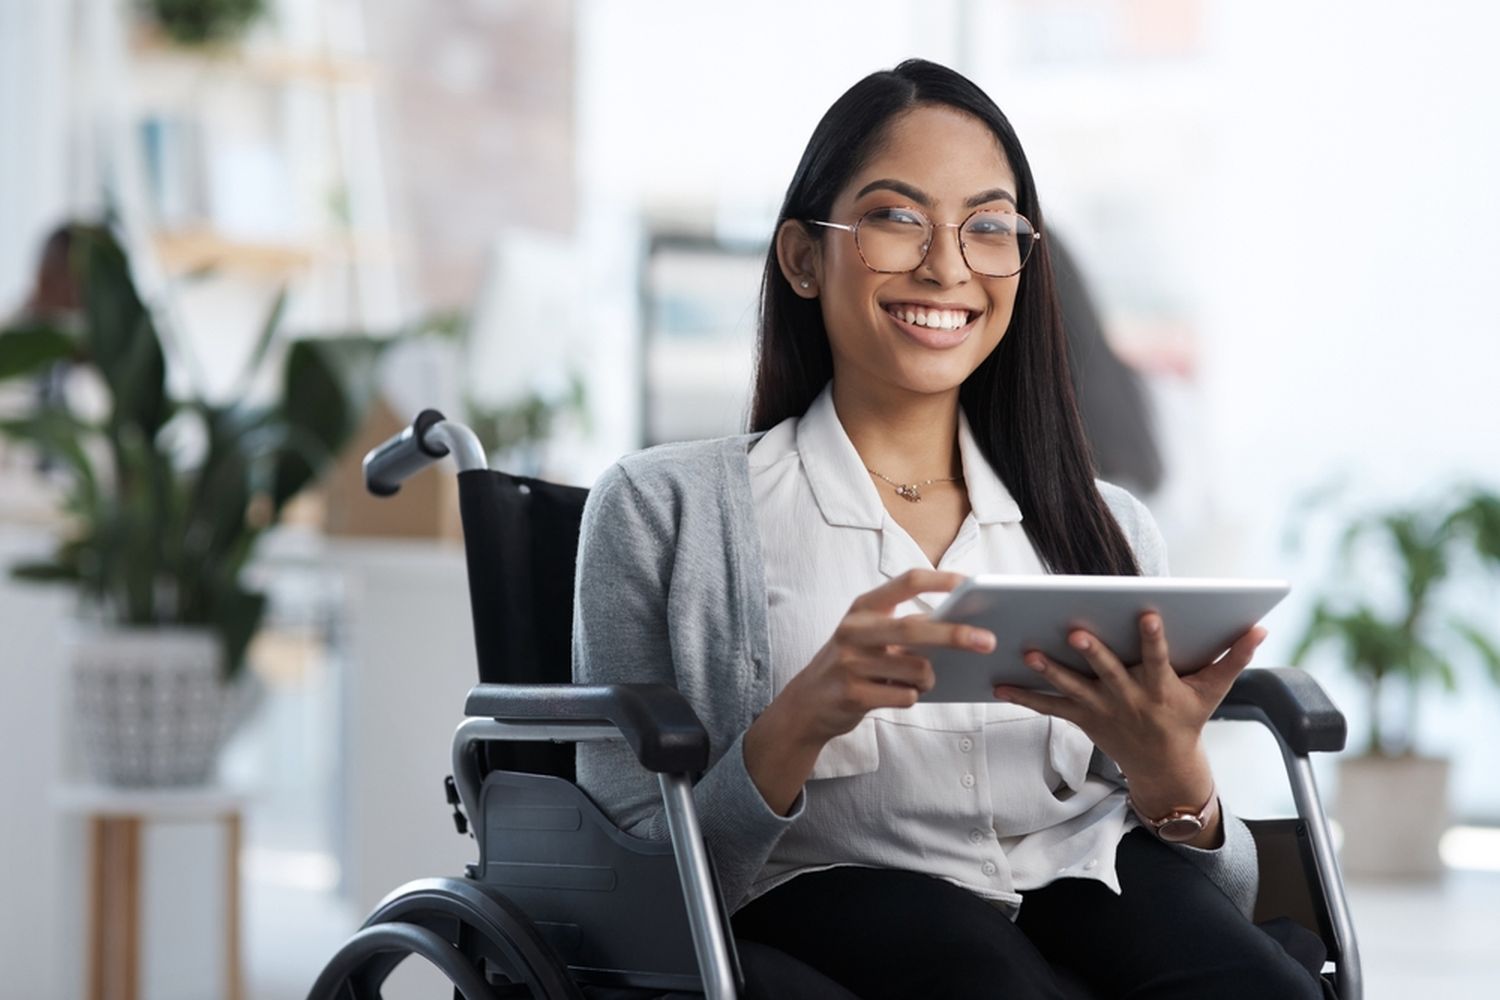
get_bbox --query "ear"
[775,219,822,298]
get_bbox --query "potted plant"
[1290,489,1500,876]
[0,223,379,785]
[141,0,267,46]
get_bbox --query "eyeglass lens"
[856,207,1036,277]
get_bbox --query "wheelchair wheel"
[307,877,584,1000]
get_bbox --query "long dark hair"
[749,59,1140,575]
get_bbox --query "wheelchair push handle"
[363,408,489,496]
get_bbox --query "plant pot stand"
[55,785,246,1000]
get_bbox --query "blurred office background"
[1,0,1498,997]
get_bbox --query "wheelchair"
[308,411,1363,1000]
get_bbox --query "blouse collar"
[795,383,1024,529]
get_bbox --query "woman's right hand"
[743,569,997,814]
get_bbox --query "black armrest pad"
[464,682,709,774]
[1215,667,1347,755]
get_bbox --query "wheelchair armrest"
[1213,667,1347,755]
[464,682,710,774]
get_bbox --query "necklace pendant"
[895,484,923,502]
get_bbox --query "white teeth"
[888,305,969,330]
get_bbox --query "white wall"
[0,0,79,310]
[1199,1,1500,815]
[0,528,78,998]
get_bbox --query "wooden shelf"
[150,229,400,278]
[151,229,316,277]
[128,26,377,87]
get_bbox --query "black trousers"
[731,829,1325,1000]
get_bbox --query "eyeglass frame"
[804,206,1042,279]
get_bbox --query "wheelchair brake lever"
[444,774,469,836]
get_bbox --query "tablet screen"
[915,575,1289,701]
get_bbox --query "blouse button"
[1084,859,1099,870]
[961,773,976,789]
[968,828,986,845]
[981,861,998,877]
[959,736,974,753]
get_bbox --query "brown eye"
[864,206,927,228]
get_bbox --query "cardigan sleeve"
[1096,480,1261,918]
[572,461,801,911]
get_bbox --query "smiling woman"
[573,59,1322,999]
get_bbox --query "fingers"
[1062,628,1137,700]
[1135,613,1175,692]
[855,678,925,710]
[838,610,995,654]
[1021,649,1105,710]
[1190,626,1268,701]
[850,569,967,614]
[991,684,1085,725]
[854,651,935,692]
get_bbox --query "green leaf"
[10,561,80,583]
[210,582,268,679]
[1453,619,1500,684]
[0,410,101,512]
[0,322,77,380]
[232,286,288,398]
[74,226,170,437]
[1446,490,1500,566]
[270,337,383,509]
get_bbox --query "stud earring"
[799,279,810,289]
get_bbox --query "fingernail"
[1070,634,1090,651]
[1025,654,1045,672]
[971,630,996,652]
[1144,616,1161,636]
[994,687,1012,701]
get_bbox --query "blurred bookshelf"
[89,0,407,355]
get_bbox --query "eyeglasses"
[806,206,1041,278]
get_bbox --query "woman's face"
[784,104,1024,401]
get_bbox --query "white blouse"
[745,385,1137,912]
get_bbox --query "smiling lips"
[883,302,979,347]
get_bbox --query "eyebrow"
[854,178,1017,209]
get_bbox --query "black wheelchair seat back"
[458,467,588,780]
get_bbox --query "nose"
[916,223,970,287]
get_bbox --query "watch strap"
[1128,784,1218,843]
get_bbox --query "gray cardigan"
[572,433,1258,915]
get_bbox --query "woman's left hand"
[994,613,1267,847]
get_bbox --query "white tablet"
[914,575,1290,701]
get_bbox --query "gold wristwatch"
[1129,785,1219,843]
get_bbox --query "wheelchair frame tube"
[450,718,739,1000]
[1283,750,1362,1000]
[657,772,738,1000]
[450,718,621,824]
[1218,705,1362,1000]
[424,421,489,473]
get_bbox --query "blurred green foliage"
[1291,489,1500,756]
[0,224,381,677]
[146,0,266,46]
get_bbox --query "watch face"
[1157,816,1205,843]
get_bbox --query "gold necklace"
[866,468,964,503]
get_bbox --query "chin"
[885,361,980,398]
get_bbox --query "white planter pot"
[70,626,238,787]
[1335,754,1450,878]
